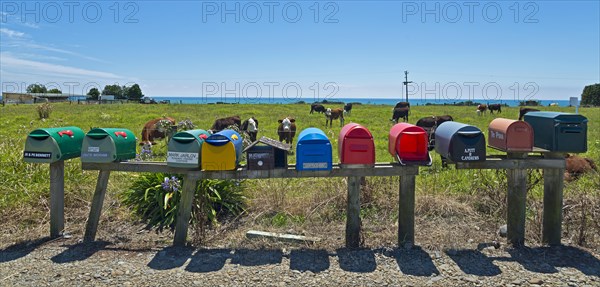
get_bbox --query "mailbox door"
[202,141,237,170]
[342,138,375,165]
[396,131,428,161]
[555,119,587,152]
[24,136,61,163]
[506,122,534,151]
[449,131,486,162]
[247,146,275,170]
[167,130,209,168]
[81,132,117,163]
[297,142,332,171]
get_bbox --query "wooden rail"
[53,157,566,248]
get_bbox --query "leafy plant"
[36,103,52,119]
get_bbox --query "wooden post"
[398,170,417,248]
[49,161,65,238]
[543,152,565,245]
[346,176,361,248]
[506,152,528,246]
[173,173,200,246]
[84,170,111,242]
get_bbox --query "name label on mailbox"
[23,151,52,159]
[167,152,198,164]
[461,148,480,161]
[303,162,328,169]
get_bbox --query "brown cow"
[565,154,597,181]
[325,108,345,127]
[488,104,502,114]
[210,115,241,133]
[277,117,297,145]
[518,108,540,121]
[476,104,488,116]
[391,107,410,123]
[140,117,176,145]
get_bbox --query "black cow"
[343,103,353,116]
[416,115,454,151]
[391,107,410,123]
[518,108,540,121]
[210,116,241,133]
[489,104,502,114]
[310,103,326,114]
[241,117,259,142]
[394,101,410,109]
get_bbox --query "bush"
[121,173,246,232]
[37,103,52,119]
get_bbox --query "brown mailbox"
[488,118,534,152]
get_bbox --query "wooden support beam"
[84,170,111,242]
[173,173,201,246]
[456,158,565,170]
[506,152,528,246]
[398,168,418,248]
[543,152,565,245]
[49,161,65,238]
[346,176,361,248]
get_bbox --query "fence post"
[84,170,111,242]
[346,176,361,248]
[398,168,417,248]
[173,173,200,246]
[506,152,528,246]
[543,152,565,245]
[49,160,65,238]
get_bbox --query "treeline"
[581,83,600,106]
[87,84,144,100]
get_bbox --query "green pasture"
[0,102,598,215]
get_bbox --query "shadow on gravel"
[446,249,502,276]
[147,246,194,270]
[388,246,440,276]
[289,249,330,273]
[51,241,110,263]
[230,249,283,266]
[185,249,231,273]
[507,246,600,277]
[0,237,52,263]
[336,248,376,273]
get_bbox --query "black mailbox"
[434,121,486,162]
[524,112,587,153]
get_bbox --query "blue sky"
[1,1,598,102]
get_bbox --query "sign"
[569,97,579,107]
[23,151,52,159]
[167,152,198,164]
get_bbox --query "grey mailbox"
[434,121,486,162]
[524,112,587,153]
[167,129,211,168]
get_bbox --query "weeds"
[36,103,52,119]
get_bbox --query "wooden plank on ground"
[173,173,201,246]
[246,230,321,243]
[84,170,111,242]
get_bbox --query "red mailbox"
[488,118,534,152]
[338,123,375,166]
[388,123,431,165]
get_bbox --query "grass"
[0,102,598,250]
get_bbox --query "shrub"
[37,103,52,119]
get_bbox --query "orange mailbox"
[488,118,534,152]
[388,123,431,165]
[338,123,375,166]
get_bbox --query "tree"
[102,84,124,99]
[581,83,600,106]
[26,84,47,93]
[126,84,144,100]
[47,88,62,94]
[87,88,100,100]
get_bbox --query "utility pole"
[403,71,412,103]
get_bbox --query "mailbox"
[24,126,85,163]
[488,118,534,152]
[201,129,243,170]
[388,123,431,165]
[167,129,211,168]
[81,128,136,163]
[339,123,375,166]
[296,128,332,171]
[434,121,486,162]
[243,136,291,170]
[524,112,588,153]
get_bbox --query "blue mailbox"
[434,121,486,162]
[201,129,243,171]
[296,128,332,171]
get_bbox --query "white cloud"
[1,53,121,79]
[23,43,107,63]
[0,28,25,38]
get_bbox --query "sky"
[1,1,599,102]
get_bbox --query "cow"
[564,154,597,181]
[518,108,540,121]
[277,117,297,145]
[416,115,454,151]
[310,103,326,114]
[488,104,502,114]
[140,117,176,146]
[394,101,410,109]
[325,108,345,127]
[241,117,259,142]
[391,107,410,123]
[476,104,488,116]
[343,103,353,116]
[210,115,241,133]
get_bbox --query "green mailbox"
[167,129,211,168]
[24,126,85,163]
[81,128,136,163]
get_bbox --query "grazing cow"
[277,117,297,145]
[325,108,345,127]
[210,115,241,133]
[416,115,454,150]
[518,108,540,121]
[140,117,176,146]
[564,154,597,181]
[394,101,410,109]
[310,103,326,114]
[476,104,488,116]
[241,117,259,142]
[391,107,410,123]
[488,104,502,114]
[343,103,353,116]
